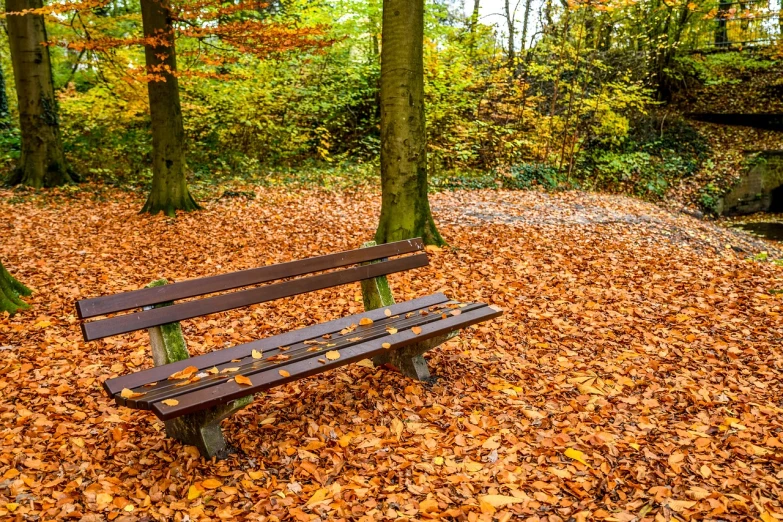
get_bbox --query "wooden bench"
[77,239,501,458]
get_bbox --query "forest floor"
[1,186,782,522]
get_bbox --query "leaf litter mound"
[1,187,782,521]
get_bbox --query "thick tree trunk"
[375,0,444,246]
[0,65,10,129]
[0,261,31,315]
[5,0,76,188]
[139,0,199,216]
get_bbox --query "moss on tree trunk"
[375,0,445,246]
[0,261,31,315]
[139,0,199,216]
[5,0,77,188]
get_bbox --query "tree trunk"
[0,261,31,315]
[520,0,532,52]
[5,0,76,188]
[139,0,199,216]
[504,0,516,74]
[375,0,444,246]
[0,65,10,129]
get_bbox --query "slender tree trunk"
[468,0,481,51]
[375,0,444,246]
[0,261,31,315]
[504,0,516,74]
[520,0,532,52]
[5,0,76,188]
[139,0,199,216]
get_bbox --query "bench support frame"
[146,279,252,459]
[360,242,456,381]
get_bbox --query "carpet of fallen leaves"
[1,186,782,522]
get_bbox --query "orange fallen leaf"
[235,375,252,385]
[359,317,373,325]
[411,326,422,335]
[251,349,262,359]
[279,370,290,377]
[326,350,340,360]
[120,388,145,399]
[168,365,198,380]
[162,399,179,406]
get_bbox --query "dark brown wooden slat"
[151,305,502,420]
[83,253,429,342]
[103,292,449,396]
[76,238,425,319]
[124,302,484,409]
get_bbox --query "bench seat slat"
[121,301,483,409]
[103,292,450,396]
[83,253,429,342]
[149,304,502,420]
[77,238,424,319]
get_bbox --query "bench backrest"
[77,238,427,342]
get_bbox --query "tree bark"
[0,261,31,315]
[139,0,199,216]
[375,0,444,246]
[0,65,10,130]
[504,0,516,74]
[5,0,76,188]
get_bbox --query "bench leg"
[146,279,253,459]
[360,242,455,382]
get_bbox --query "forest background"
[1,0,782,208]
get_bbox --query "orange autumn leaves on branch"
[4,0,334,82]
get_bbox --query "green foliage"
[698,182,724,214]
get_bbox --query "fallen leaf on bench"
[384,309,392,317]
[120,388,145,399]
[347,337,362,342]
[230,359,241,362]
[304,340,321,345]
[206,367,219,375]
[382,342,391,349]
[356,359,374,368]
[318,359,326,364]
[143,382,157,387]
[326,343,336,347]
[251,349,263,359]
[168,366,198,380]
[235,375,252,386]
[411,326,422,335]
[221,367,240,373]
[359,317,373,326]
[161,399,179,406]
[420,310,429,316]
[451,309,462,316]
[307,347,321,352]
[279,370,290,377]
[267,354,290,362]
[326,350,340,360]
[279,346,290,351]
[406,312,415,318]
[176,376,200,386]
[202,479,222,489]
[322,334,331,339]
[386,327,398,334]
[340,324,357,335]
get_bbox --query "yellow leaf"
[464,461,483,472]
[187,484,203,500]
[564,447,590,467]
[479,495,526,508]
[248,471,264,480]
[34,320,51,329]
[6,503,19,512]
[251,349,262,359]
[202,479,222,489]
[382,342,391,349]
[220,367,239,373]
[120,388,145,399]
[306,488,329,507]
[433,456,444,465]
[338,434,354,447]
[411,326,422,335]
[391,418,404,440]
[384,309,392,317]
[235,375,252,386]
[386,327,398,334]
[279,370,290,377]
[325,350,340,360]
[161,399,179,406]
[355,359,374,368]
[359,317,373,326]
